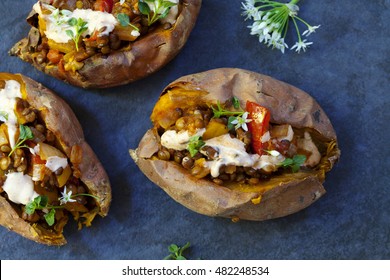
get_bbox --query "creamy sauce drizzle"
[3,173,39,205]
[0,80,22,148]
[33,1,118,43]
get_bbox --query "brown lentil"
[0,145,11,153]
[173,151,184,164]
[54,167,64,176]
[35,124,46,134]
[0,157,11,171]
[157,149,171,161]
[181,156,194,170]
[248,178,260,185]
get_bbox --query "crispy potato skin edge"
[0,73,112,245]
[131,68,340,221]
[10,0,202,88]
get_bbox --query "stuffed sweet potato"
[10,0,202,88]
[0,73,111,245]
[130,68,340,221]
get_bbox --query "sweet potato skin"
[0,73,111,245]
[131,68,340,221]
[10,0,202,88]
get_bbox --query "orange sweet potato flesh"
[0,73,111,245]
[9,0,202,88]
[130,68,340,221]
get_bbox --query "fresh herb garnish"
[242,0,320,53]
[232,96,240,109]
[0,111,9,121]
[66,17,88,51]
[25,195,60,226]
[8,124,34,157]
[212,98,252,131]
[187,135,205,157]
[280,154,306,172]
[211,101,244,118]
[164,242,191,260]
[138,0,178,26]
[52,8,72,25]
[25,187,99,226]
[117,13,140,32]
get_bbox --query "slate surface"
[0,0,389,260]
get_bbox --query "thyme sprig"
[138,0,178,26]
[66,17,88,51]
[8,125,34,157]
[280,154,306,172]
[164,242,191,260]
[25,187,98,226]
[211,101,245,119]
[212,98,252,132]
[117,13,140,32]
[187,135,205,157]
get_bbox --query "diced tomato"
[32,154,46,164]
[95,0,114,13]
[246,101,270,155]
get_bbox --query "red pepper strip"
[96,0,114,13]
[83,30,99,42]
[246,101,271,155]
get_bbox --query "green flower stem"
[290,0,300,4]
[71,193,99,199]
[293,16,313,29]
[291,16,302,42]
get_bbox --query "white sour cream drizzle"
[3,173,39,205]
[45,156,68,172]
[33,1,119,43]
[0,80,22,149]
[161,128,205,151]
[160,129,285,178]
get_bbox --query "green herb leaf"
[39,195,49,208]
[280,154,306,172]
[44,209,56,226]
[25,195,49,215]
[232,96,240,109]
[227,116,237,130]
[0,111,9,121]
[187,136,205,157]
[138,0,151,15]
[168,244,179,253]
[8,125,34,157]
[117,13,130,26]
[211,101,244,118]
[65,17,88,51]
[162,1,177,9]
[116,13,140,31]
[65,29,74,38]
[164,242,191,260]
[68,17,77,26]
[25,200,37,215]
[138,0,178,26]
[19,124,34,140]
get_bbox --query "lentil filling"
[0,80,97,232]
[153,99,325,186]
[26,0,181,73]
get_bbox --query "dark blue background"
[0,0,389,259]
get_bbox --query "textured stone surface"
[0,0,389,259]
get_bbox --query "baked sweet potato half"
[130,68,340,221]
[0,73,111,245]
[10,0,202,88]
